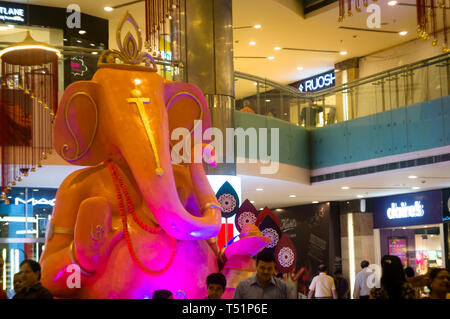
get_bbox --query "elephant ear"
[53,81,106,166]
[164,82,212,153]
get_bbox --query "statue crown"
[98,11,157,72]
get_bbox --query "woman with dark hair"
[369,255,416,299]
[426,268,450,299]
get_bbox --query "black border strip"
[311,153,450,183]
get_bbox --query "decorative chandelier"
[338,0,449,52]
[144,0,181,61]
[0,31,60,203]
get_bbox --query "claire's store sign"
[297,71,335,93]
[0,2,26,23]
[372,190,442,228]
[386,201,425,220]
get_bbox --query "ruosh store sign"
[0,1,26,23]
[297,70,335,93]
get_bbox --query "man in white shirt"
[308,264,337,299]
[353,260,371,299]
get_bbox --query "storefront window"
[0,187,56,296]
[380,225,443,275]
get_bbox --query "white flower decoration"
[237,211,257,229]
[278,247,294,268]
[218,194,237,213]
[262,228,279,248]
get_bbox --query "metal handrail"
[303,52,450,98]
[234,71,303,97]
[234,52,450,100]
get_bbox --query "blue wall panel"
[406,98,445,151]
[346,116,377,162]
[234,111,309,168]
[311,95,450,169]
[390,106,408,154]
[312,122,348,167]
[234,95,449,171]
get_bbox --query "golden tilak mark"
[126,89,164,177]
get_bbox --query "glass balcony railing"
[234,52,450,129]
[2,42,447,129]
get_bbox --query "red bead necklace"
[106,160,177,276]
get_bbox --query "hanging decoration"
[234,199,259,233]
[0,31,60,203]
[144,0,181,61]
[338,0,372,22]
[339,0,450,52]
[417,0,450,52]
[275,234,297,273]
[216,181,240,219]
[257,212,283,254]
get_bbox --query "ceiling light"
[249,41,256,46]
[90,43,95,47]
[64,38,68,41]
[32,189,39,192]
[256,188,264,191]
[265,99,271,102]
[412,186,420,190]
[91,52,98,55]
[250,200,255,204]
[267,56,275,60]
[20,193,24,195]
[259,208,263,211]
[402,227,406,230]
[104,6,114,12]
[339,51,348,55]
[289,194,296,198]
[134,78,142,85]
[78,30,86,35]
[357,195,364,198]
[275,209,284,212]
[312,201,319,204]
[76,40,82,43]
[388,0,398,6]
[408,175,418,179]
[341,186,350,190]
[297,66,303,71]
[274,46,281,51]
[253,25,261,29]
[253,82,258,86]
[399,31,408,36]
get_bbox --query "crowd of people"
[1,252,448,299]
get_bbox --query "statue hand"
[73,197,122,273]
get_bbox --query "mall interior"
[0,0,449,299]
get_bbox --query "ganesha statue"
[40,13,269,299]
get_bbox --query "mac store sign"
[372,190,443,229]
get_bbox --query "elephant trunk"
[121,139,221,241]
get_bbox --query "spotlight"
[104,7,114,12]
